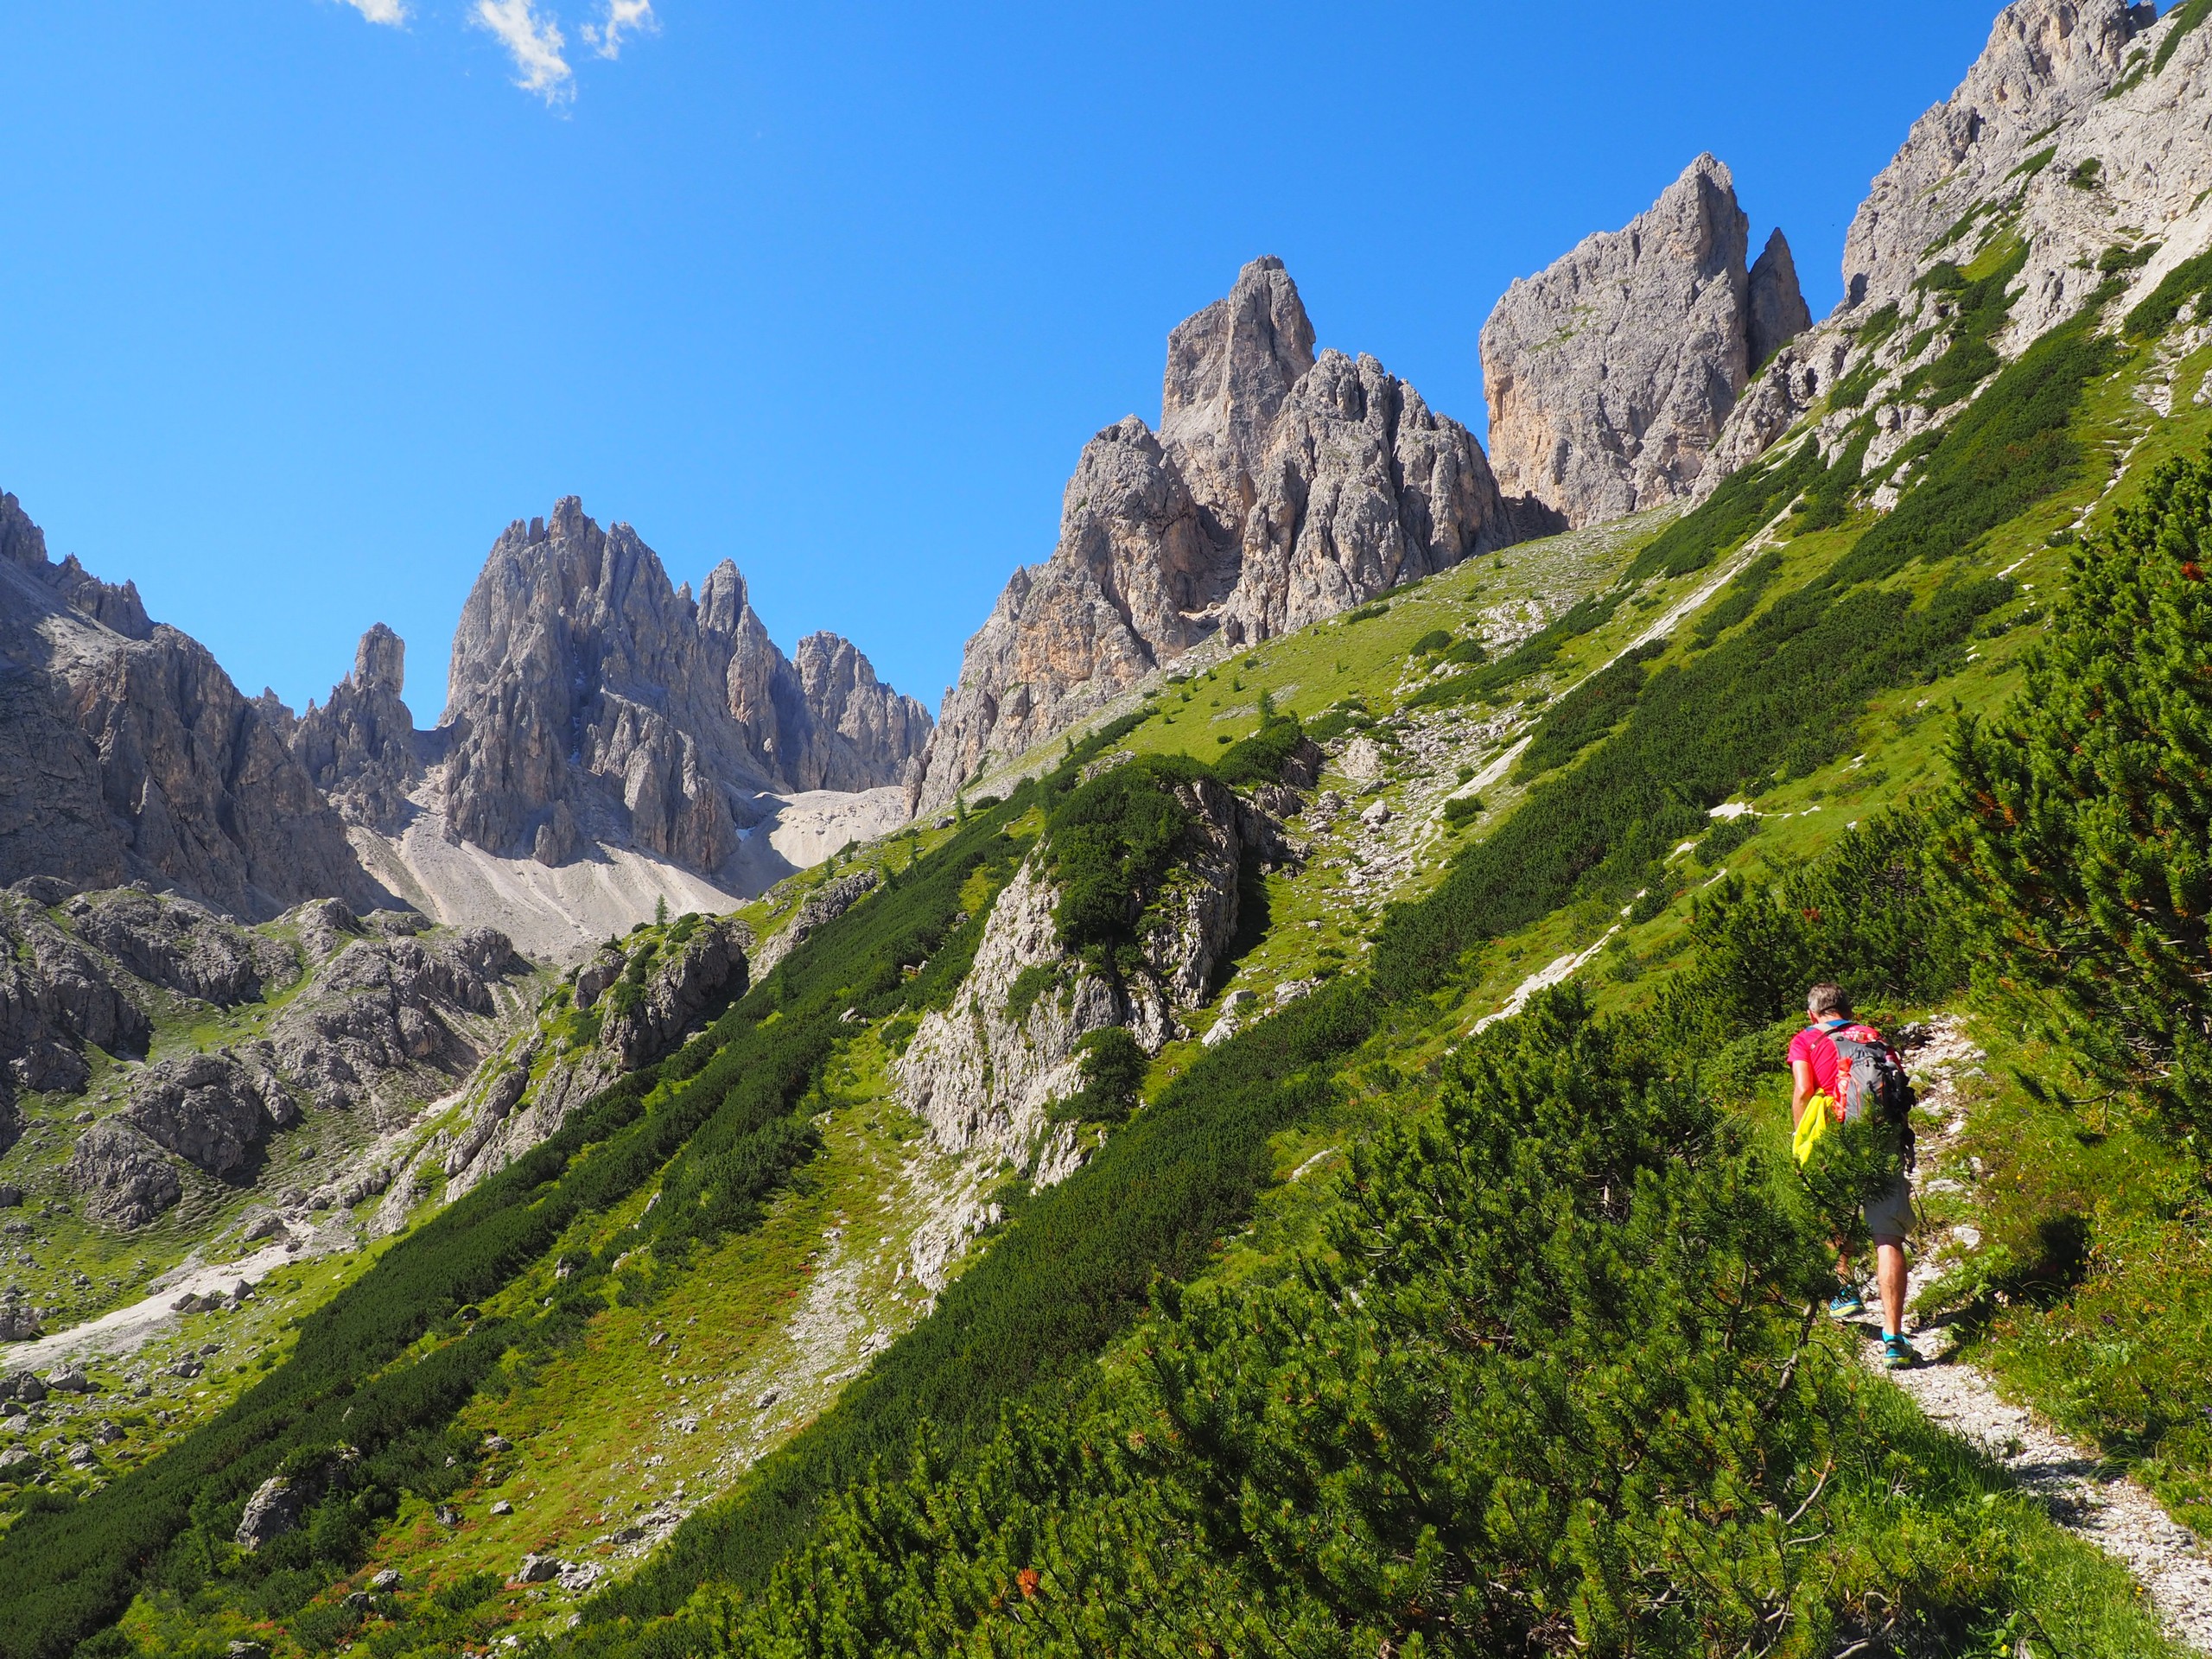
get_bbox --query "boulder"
[234,1475,303,1550]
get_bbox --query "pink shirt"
[1788,1020,1880,1102]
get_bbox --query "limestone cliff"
[1702,0,2212,493]
[0,493,385,920]
[915,257,1531,811]
[434,499,930,870]
[1479,155,1810,528]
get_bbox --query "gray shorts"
[1865,1173,1916,1243]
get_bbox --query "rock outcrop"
[915,258,1529,810]
[0,894,151,1096]
[5,896,522,1224]
[1702,0,2212,496]
[0,492,386,920]
[291,625,425,836]
[594,918,748,1071]
[1480,155,1810,528]
[60,888,293,1006]
[1840,0,2145,316]
[898,773,1262,1185]
[435,501,930,871]
[753,868,879,977]
[67,1119,183,1227]
[429,918,745,1203]
[122,1052,296,1178]
[264,920,518,1115]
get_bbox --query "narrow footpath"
[1860,1018,2212,1651]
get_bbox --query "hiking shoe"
[1882,1333,1922,1370]
[1828,1289,1866,1319]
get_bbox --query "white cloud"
[582,0,658,60]
[473,0,574,105]
[338,0,409,22]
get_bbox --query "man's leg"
[1874,1237,1908,1337]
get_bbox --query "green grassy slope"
[13,255,2212,1659]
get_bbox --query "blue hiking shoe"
[1828,1288,1866,1319]
[1882,1332,1922,1370]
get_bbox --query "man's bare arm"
[1791,1058,1817,1128]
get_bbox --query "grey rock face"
[67,1119,183,1227]
[1219,350,1503,646]
[1840,0,2142,315]
[123,1052,296,1177]
[1160,256,1319,543]
[596,918,748,1071]
[1481,156,1808,528]
[291,625,425,836]
[266,924,518,1114]
[785,633,934,794]
[899,774,1262,1185]
[0,493,385,920]
[917,258,1516,810]
[1702,0,2210,499]
[437,502,929,872]
[0,1303,41,1342]
[753,868,879,977]
[1747,229,1813,371]
[61,888,294,1006]
[0,895,150,1097]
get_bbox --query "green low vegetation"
[19,241,2212,1659]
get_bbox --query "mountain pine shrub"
[697,992,2058,1658]
[1942,443,2212,1154]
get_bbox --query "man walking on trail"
[1790,983,1921,1369]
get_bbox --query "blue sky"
[0,1,2002,723]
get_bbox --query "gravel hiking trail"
[1847,1018,2212,1650]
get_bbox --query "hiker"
[1789,982,1920,1369]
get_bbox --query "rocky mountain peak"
[1160,255,1319,526]
[1479,153,1807,528]
[435,499,929,871]
[293,625,423,836]
[913,258,1534,811]
[1747,229,1813,370]
[1,492,48,569]
[1840,0,2148,313]
[351,623,405,698]
[696,559,749,636]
